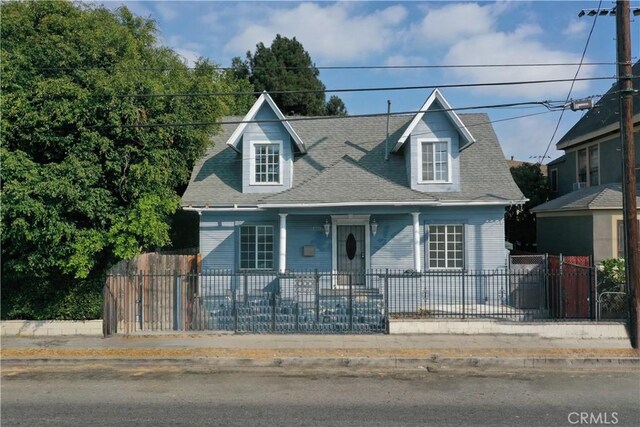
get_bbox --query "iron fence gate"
[104,270,387,335]
[103,267,612,336]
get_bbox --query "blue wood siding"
[285,215,332,271]
[423,206,507,271]
[199,207,507,273]
[200,212,280,271]
[241,104,293,193]
[407,101,461,193]
[371,214,414,270]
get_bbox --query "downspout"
[385,100,391,161]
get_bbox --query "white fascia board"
[182,206,263,212]
[182,198,528,212]
[225,91,307,154]
[556,113,640,150]
[391,88,475,153]
[256,200,523,209]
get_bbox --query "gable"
[181,113,525,208]
[226,91,306,154]
[557,61,640,150]
[391,88,475,153]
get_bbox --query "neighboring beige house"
[533,61,640,263]
[532,184,640,263]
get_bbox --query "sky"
[97,0,640,163]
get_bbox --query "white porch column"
[411,212,422,273]
[279,213,288,273]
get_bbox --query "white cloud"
[174,48,200,67]
[412,2,496,45]
[165,36,203,67]
[224,3,408,62]
[443,24,594,97]
[384,55,427,66]
[493,112,565,161]
[563,20,589,37]
[154,2,178,22]
[402,2,597,98]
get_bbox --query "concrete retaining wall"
[1,320,103,337]
[389,319,629,339]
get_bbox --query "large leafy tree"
[505,163,550,252]
[234,35,347,116]
[0,1,253,318]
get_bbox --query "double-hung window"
[577,145,599,186]
[420,139,450,182]
[240,225,274,270]
[252,141,281,184]
[588,145,599,186]
[428,224,464,269]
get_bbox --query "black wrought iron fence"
[103,267,602,336]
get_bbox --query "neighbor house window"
[428,224,464,269]
[577,149,587,183]
[550,168,558,193]
[240,225,274,270]
[577,145,599,186]
[252,142,281,184]
[589,145,599,186]
[420,139,450,182]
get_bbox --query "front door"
[337,225,366,286]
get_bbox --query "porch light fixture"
[323,218,331,237]
[371,218,378,236]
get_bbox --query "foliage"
[505,163,550,251]
[233,34,347,116]
[325,95,348,116]
[598,258,626,293]
[597,258,627,319]
[0,1,252,319]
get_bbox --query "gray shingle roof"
[181,113,524,207]
[557,61,640,148]
[531,183,640,213]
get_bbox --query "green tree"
[325,95,348,116]
[0,1,252,319]
[235,35,347,116]
[505,163,550,251]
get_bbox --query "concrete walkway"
[2,333,638,371]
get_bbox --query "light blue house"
[182,89,524,283]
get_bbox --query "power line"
[88,100,563,130]
[176,110,559,166]
[32,61,620,72]
[109,76,628,99]
[538,0,602,164]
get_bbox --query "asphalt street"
[2,369,639,426]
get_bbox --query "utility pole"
[616,0,639,349]
[580,2,639,347]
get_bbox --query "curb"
[2,356,638,371]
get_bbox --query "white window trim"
[249,140,283,186]
[239,224,275,271]
[573,142,600,186]
[417,137,452,184]
[427,223,465,270]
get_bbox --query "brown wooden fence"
[103,252,200,336]
[548,255,594,319]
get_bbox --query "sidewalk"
[2,333,638,371]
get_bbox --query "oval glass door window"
[346,233,357,260]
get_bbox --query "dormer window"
[251,140,282,185]
[419,138,451,183]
